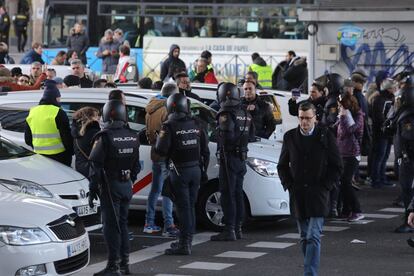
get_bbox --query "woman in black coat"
[71,107,100,177]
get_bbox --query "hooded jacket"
[66,28,89,65]
[160,44,186,81]
[283,56,308,90]
[337,110,364,157]
[71,119,100,177]
[145,95,168,161]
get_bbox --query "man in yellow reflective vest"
[25,80,73,166]
[248,52,272,89]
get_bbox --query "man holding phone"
[288,81,327,122]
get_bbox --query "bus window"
[44,3,88,47]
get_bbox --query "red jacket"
[0,73,47,91]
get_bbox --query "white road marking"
[330,219,374,225]
[323,226,350,232]
[74,232,215,276]
[379,208,405,213]
[277,233,301,239]
[215,251,267,259]
[362,213,399,219]
[180,261,234,270]
[247,241,296,249]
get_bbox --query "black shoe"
[165,243,191,255]
[395,224,414,233]
[210,229,236,241]
[407,238,414,248]
[119,261,130,275]
[93,263,121,276]
[235,224,243,240]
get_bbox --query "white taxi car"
[0,190,90,275]
[0,135,101,231]
[0,88,289,230]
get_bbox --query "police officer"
[392,84,414,233]
[12,10,28,52]
[211,82,255,241]
[89,100,141,276]
[0,5,10,44]
[155,93,210,255]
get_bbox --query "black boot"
[171,235,192,249]
[165,236,191,255]
[235,223,243,240]
[93,262,121,276]
[210,226,236,241]
[408,237,414,248]
[119,259,130,275]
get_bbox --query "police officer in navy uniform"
[211,82,255,241]
[12,10,29,52]
[0,5,10,44]
[391,83,414,234]
[155,93,210,255]
[89,100,141,276]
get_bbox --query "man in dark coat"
[277,101,342,276]
[283,50,308,91]
[66,23,89,65]
[160,44,186,81]
[97,29,121,74]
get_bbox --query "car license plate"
[76,205,98,217]
[67,236,88,258]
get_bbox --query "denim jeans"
[370,137,391,186]
[145,161,174,227]
[297,217,324,276]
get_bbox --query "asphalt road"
[75,182,414,276]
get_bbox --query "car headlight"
[246,157,278,178]
[0,226,51,245]
[0,179,53,198]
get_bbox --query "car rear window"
[0,108,29,132]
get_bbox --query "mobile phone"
[291,88,301,98]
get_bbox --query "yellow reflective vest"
[26,105,65,155]
[249,64,273,88]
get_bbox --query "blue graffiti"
[341,41,414,82]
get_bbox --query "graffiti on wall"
[338,25,414,82]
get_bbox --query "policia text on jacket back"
[210,82,255,241]
[155,93,210,255]
[88,100,141,276]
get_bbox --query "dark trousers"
[370,137,391,186]
[100,179,132,263]
[340,156,361,215]
[219,155,247,228]
[170,166,200,238]
[399,159,414,212]
[15,29,27,52]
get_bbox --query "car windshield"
[189,102,217,142]
[0,137,34,160]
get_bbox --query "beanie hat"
[10,67,22,77]
[375,70,389,89]
[42,80,61,101]
[351,68,368,83]
[63,74,80,87]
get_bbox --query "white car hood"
[248,139,282,162]
[0,154,84,186]
[0,191,74,228]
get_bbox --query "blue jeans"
[370,137,391,186]
[145,161,174,227]
[297,217,324,276]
